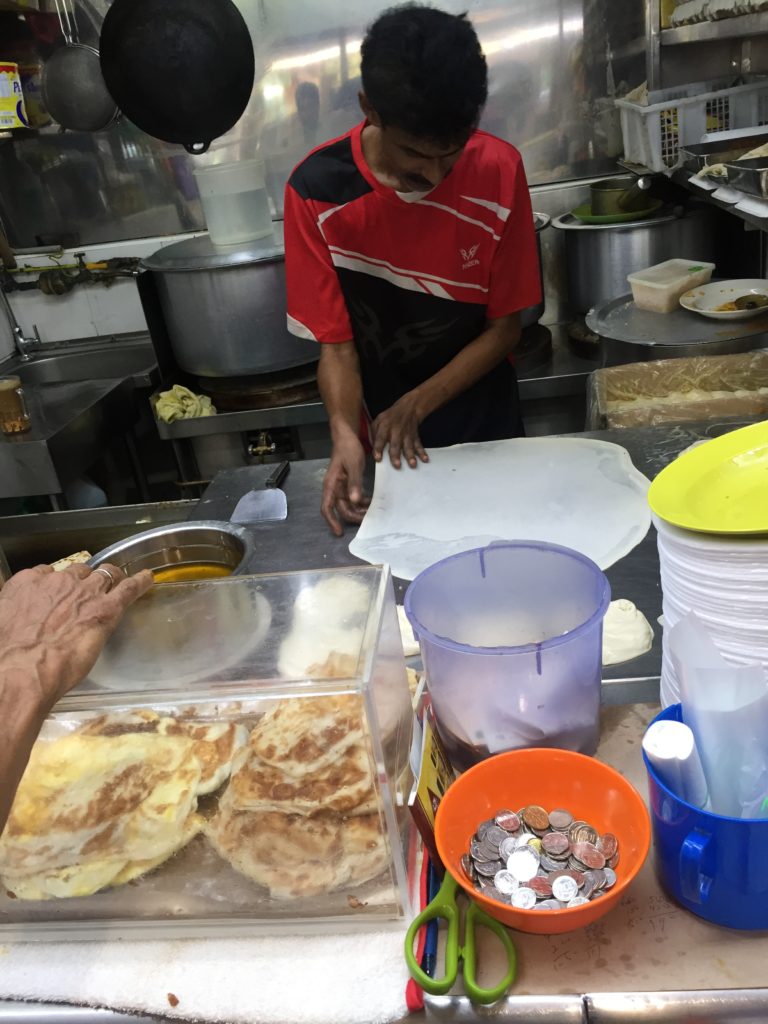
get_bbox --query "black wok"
[99,0,255,154]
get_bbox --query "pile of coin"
[460,806,620,911]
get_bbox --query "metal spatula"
[230,461,290,524]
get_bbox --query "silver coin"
[484,825,509,849]
[566,896,590,907]
[475,858,504,877]
[603,867,617,889]
[470,839,493,862]
[516,832,539,848]
[581,875,598,900]
[478,838,501,861]
[590,868,607,890]
[536,898,563,909]
[477,818,495,840]
[460,854,475,881]
[511,886,537,909]
[499,836,518,861]
[493,869,519,895]
[551,875,579,902]
[482,884,509,903]
[507,847,540,883]
[539,853,563,873]
[548,808,574,832]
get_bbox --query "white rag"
[0,929,410,1024]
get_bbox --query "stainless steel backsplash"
[0,0,644,249]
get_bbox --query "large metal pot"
[520,213,550,329]
[141,236,317,377]
[552,206,717,315]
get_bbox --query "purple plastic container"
[405,542,611,771]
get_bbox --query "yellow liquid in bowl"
[152,563,234,584]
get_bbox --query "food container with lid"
[628,259,715,313]
[0,566,415,939]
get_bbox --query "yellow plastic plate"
[648,420,768,534]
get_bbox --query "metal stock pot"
[552,205,717,315]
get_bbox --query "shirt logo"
[460,243,480,269]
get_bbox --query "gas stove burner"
[197,363,320,411]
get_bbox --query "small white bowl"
[679,279,768,320]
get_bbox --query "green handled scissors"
[404,873,517,1005]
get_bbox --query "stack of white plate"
[656,513,768,707]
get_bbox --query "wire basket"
[615,79,768,173]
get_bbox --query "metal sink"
[12,339,157,388]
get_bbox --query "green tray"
[571,199,664,225]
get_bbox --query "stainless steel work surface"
[191,421,750,704]
[424,703,768,1021]
[587,294,768,347]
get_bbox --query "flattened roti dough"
[349,437,651,580]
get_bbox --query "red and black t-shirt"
[284,121,541,446]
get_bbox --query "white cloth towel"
[0,929,410,1024]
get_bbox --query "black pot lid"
[141,233,285,272]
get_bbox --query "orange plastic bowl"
[435,747,651,935]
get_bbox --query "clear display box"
[0,566,415,939]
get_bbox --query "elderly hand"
[0,563,153,714]
[371,392,429,470]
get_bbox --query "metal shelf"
[672,167,768,231]
[661,12,768,45]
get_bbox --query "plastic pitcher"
[643,703,768,929]
[404,542,610,771]
[194,158,274,245]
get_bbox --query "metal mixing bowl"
[87,520,255,577]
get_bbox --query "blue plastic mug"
[643,703,768,929]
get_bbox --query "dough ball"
[602,599,654,666]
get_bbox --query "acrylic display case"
[0,566,415,939]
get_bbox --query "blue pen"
[421,858,441,978]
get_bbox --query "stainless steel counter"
[153,325,598,440]
[0,337,158,499]
[0,418,763,1024]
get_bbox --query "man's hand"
[321,431,370,536]
[371,391,429,469]
[0,563,153,714]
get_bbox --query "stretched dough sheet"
[349,437,651,580]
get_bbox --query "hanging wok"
[99,0,255,154]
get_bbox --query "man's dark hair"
[360,4,488,147]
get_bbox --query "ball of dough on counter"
[602,599,654,666]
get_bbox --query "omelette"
[0,730,203,899]
[77,709,247,794]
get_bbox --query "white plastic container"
[194,158,274,246]
[628,258,716,313]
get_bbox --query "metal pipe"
[0,283,41,361]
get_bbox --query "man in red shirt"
[284,4,541,534]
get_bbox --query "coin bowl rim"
[435,747,651,935]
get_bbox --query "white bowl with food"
[679,279,768,320]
